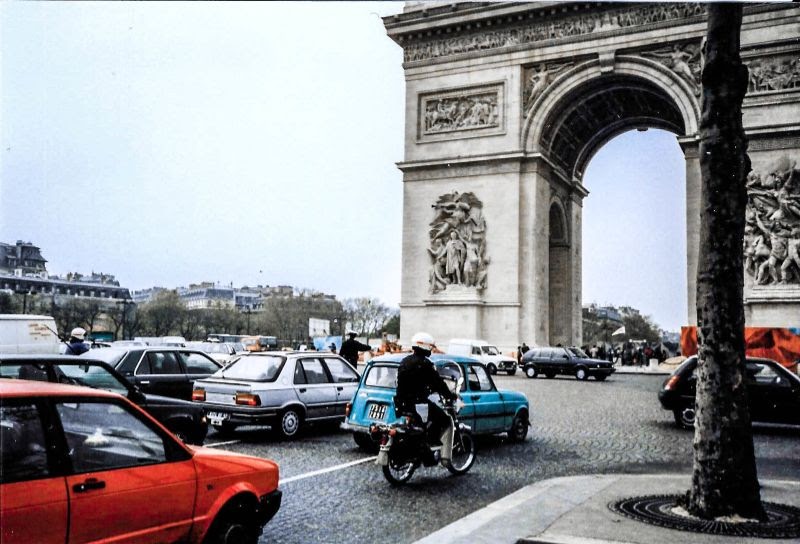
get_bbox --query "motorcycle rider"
[395,332,457,460]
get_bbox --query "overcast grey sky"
[1,2,688,332]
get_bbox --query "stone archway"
[548,200,571,346]
[385,3,800,351]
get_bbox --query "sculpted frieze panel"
[745,54,800,94]
[522,62,574,114]
[744,156,800,285]
[419,84,503,141]
[428,191,488,294]
[641,42,702,95]
[402,4,706,63]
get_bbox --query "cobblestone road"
[207,373,799,544]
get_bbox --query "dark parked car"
[521,346,615,381]
[85,347,223,401]
[0,355,208,444]
[659,355,800,428]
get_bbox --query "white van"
[0,314,60,354]
[446,338,517,375]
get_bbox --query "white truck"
[0,314,60,354]
[446,338,517,375]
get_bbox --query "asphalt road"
[204,372,800,544]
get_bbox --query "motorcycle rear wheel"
[382,455,417,486]
[445,430,475,475]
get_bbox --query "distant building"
[0,241,47,277]
[0,240,131,303]
[133,281,339,312]
[178,282,235,310]
[131,287,167,304]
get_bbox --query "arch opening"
[537,73,688,181]
[581,129,688,337]
[549,201,572,347]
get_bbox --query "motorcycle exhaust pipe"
[439,422,454,464]
[376,434,392,466]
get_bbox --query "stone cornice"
[385,3,791,68]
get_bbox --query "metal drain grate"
[609,495,800,539]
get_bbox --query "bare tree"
[343,297,393,343]
[686,4,764,520]
[141,290,186,337]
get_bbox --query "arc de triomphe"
[384,2,800,350]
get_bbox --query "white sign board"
[309,318,330,338]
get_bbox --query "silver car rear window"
[215,355,285,381]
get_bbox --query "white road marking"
[280,456,378,485]
[203,440,241,448]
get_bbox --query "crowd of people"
[585,341,671,366]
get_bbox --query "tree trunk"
[687,4,764,520]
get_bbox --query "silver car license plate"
[207,411,228,425]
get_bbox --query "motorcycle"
[371,377,475,485]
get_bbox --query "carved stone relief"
[744,156,800,285]
[745,54,800,94]
[428,191,488,294]
[402,4,706,64]
[423,92,499,134]
[522,62,574,113]
[641,42,702,95]
[419,83,504,140]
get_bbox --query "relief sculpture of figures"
[523,62,573,113]
[428,191,488,294]
[744,156,800,285]
[642,43,701,95]
[423,92,498,134]
[746,56,800,94]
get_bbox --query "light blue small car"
[342,353,530,450]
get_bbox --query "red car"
[0,380,281,544]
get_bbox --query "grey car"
[191,351,360,438]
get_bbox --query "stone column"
[519,158,553,346]
[681,139,701,326]
[569,194,584,346]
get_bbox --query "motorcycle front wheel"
[445,429,475,475]
[382,454,417,486]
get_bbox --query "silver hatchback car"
[191,351,360,438]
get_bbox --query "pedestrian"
[329,343,337,352]
[65,327,89,355]
[516,345,522,365]
[339,330,372,368]
[590,344,599,359]
[520,342,530,355]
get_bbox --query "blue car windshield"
[214,356,284,381]
[365,365,398,388]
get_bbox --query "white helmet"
[70,327,86,340]
[411,331,435,352]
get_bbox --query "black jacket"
[339,338,371,365]
[395,350,454,406]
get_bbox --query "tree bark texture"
[688,4,765,520]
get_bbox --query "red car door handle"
[73,478,106,493]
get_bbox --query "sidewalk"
[413,474,800,544]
